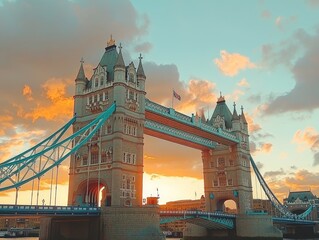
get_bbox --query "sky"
[0,0,319,206]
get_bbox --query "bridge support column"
[183,223,207,239]
[100,206,164,240]
[236,214,282,239]
[39,216,100,240]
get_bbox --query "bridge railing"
[145,99,239,143]
[0,204,100,216]
[159,210,236,218]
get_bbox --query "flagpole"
[172,89,174,109]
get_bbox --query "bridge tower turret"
[74,58,87,116]
[203,95,253,214]
[68,37,146,208]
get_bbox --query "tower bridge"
[0,37,318,240]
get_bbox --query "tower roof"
[137,54,145,77]
[115,43,125,69]
[209,94,233,129]
[76,58,86,81]
[285,191,316,203]
[99,37,119,81]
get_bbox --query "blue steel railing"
[160,210,235,229]
[145,99,239,144]
[0,204,100,216]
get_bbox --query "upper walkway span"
[144,99,239,150]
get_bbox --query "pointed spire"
[240,105,247,123]
[232,102,239,120]
[115,43,125,68]
[76,58,86,80]
[137,53,146,77]
[199,108,206,122]
[217,91,225,103]
[107,35,116,47]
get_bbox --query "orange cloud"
[245,113,261,134]
[293,127,319,151]
[20,78,73,122]
[264,169,319,202]
[260,143,272,153]
[176,79,217,115]
[214,50,256,77]
[0,115,13,136]
[22,84,33,101]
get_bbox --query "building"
[252,199,276,215]
[68,36,146,208]
[159,196,205,235]
[160,195,206,211]
[0,217,40,229]
[202,95,252,214]
[283,191,319,220]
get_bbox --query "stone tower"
[202,94,252,214]
[68,37,146,207]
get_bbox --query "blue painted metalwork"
[0,116,76,167]
[0,103,116,191]
[250,155,314,220]
[273,217,317,225]
[160,211,235,229]
[145,120,216,149]
[0,204,100,216]
[145,99,239,144]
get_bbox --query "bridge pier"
[235,214,282,239]
[101,206,164,240]
[183,215,282,240]
[39,216,100,240]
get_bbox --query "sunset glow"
[0,0,319,206]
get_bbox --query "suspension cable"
[54,164,59,206]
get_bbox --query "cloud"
[260,143,272,153]
[246,94,261,104]
[262,30,319,114]
[177,79,218,114]
[22,85,33,101]
[263,169,319,201]
[0,127,46,163]
[144,135,202,179]
[237,78,250,87]
[145,61,218,115]
[292,127,319,166]
[261,10,271,19]
[293,127,319,151]
[134,42,152,53]
[306,0,319,7]
[246,114,261,134]
[18,78,74,122]
[214,50,256,77]
[264,168,285,179]
[314,152,319,166]
[275,16,297,31]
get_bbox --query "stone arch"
[74,178,109,207]
[216,198,238,214]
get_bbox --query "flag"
[173,90,181,101]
